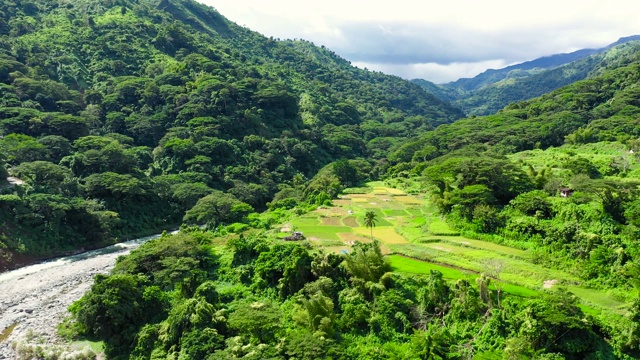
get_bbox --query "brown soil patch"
[343,216,359,227]
[313,207,347,217]
[320,217,342,226]
[337,232,370,244]
[329,207,348,216]
[332,200,352,207]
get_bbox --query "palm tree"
[364,210,378,240]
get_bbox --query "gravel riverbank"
[0,235,160,359]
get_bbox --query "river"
[0,233,167,359]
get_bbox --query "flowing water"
[0,233,168,359]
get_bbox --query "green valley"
[2,0,640,358]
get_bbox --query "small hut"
[560,188,574,198]
[283,231,305,241]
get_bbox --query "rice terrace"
[276,181,629,316]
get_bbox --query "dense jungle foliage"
[378,45,640,357]
[62,45,640,357]
[3,0,640,358]
[0,0,463,268]
[63,229,640,360]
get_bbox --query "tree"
[253,243,313,298]
[364,210,378,241]
[0,149,8,181]
[332,159,358,187]
[171,182,213,210]
[12,161,72,193]
[227,301,282,344]
[183,191,253,228]
[482,259,505,308]
[0,134,47,164]
[449,185,496,220]
[343,240,390,283]
[70,274,166,358]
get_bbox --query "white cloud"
[200,0,640,82]
[352,60,511,84]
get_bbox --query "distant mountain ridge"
[413,35,640,115]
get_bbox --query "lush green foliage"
[65,229,639,359]
[391,44,640,341]
[394,50,640,167]
[0,0,463,267]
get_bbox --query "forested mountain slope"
[0,0,464,268]
[413,37,640,115]
[54,48,640,357]
[396,58,640,164]
[390,54,640,318]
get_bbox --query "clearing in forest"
[280,181,629,315]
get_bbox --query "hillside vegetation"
[3,0,640,358]
[414,38,640,116]
[376,48,640,358]
[0,0,463,268]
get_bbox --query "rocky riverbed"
[0,235,161,359]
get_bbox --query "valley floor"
[279,181,629,316]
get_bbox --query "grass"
[438,237,530,258]
[358,211,393,226]
[276,181,631,316]
[291,217,320,226]
[509,142,639,177]
[392,242,581,290]
[386,188,407,195]
[0,323,17,343]
[427,218,460,235]
[388,255,539,298]
[566,286,628,314]
[395,196,423,205]
[294,225,351,241]
[383,209,409,217]
[406,208,425,216]
[342,187,372,194]
[320,217,342,226]
[337,232,370,243]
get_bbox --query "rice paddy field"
[276,181,630,315]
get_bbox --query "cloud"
[319,18,627,65]
[201,0,640,82]
[352,60,511,84]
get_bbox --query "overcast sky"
[199,0,640,84]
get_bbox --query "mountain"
[0,0,464,268]
[395,47,640,165]
[51,48,640,360]
[413,36,640,115]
